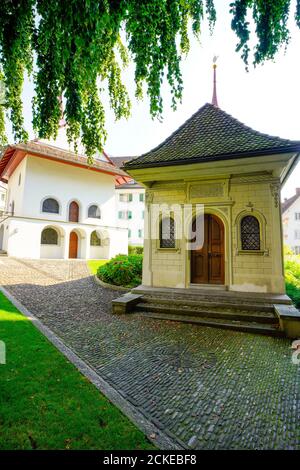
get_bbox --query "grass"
[87,259,108,275]
[0,292,154,450]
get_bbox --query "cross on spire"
[212,56,219,107]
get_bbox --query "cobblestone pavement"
[0,257,299,450]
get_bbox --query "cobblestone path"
[0,258,299,450]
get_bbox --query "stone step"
[138,311,284,337]
[132,286,292,305]
[135,302,277,324]
[0,250,7,257]
[139,296,275,313]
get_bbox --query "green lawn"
[87,259,108,275]
[0,292,154,450]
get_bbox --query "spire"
[212,55,219,107]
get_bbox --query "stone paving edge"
[0,285,183,451]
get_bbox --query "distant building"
[0,140,128,259]
[282,188,300,255]
[111,157,145,247]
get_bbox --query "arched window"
[88,205,101,219]
[42,198,59,214]
[241,216,260,250]
[90,230,101,246]
[160,216,175,248]
[41,228,58,245]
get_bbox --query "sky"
[9,0,300,200]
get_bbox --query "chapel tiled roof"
[124,103,300,170]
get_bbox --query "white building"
[282,188,300,255]
[0,140,128,259]
[0,182,6,213]
[111,157,145,247]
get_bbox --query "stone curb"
[0,286,182,451]
[93,274,130,292]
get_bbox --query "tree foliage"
[0,0,299,158]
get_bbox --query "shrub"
[97,254,143,288]
[128,245,144,255]
[285,259,300,308]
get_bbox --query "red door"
[191,214,224,284]
[69,232,78,259]
[69,201,79,222]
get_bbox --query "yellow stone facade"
[128,153,294,294]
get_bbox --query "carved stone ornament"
[145,191,154,205]
[270,183,281,208]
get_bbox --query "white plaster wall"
[0,186,6,212]
[115,186,145,246]
[40,243,63,259]
[5,158,27,215]
[5,219,41,258]
[107,227,128,258]
[22,155,117,227]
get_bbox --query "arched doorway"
[191,214,224,285]
[69,201,79,222]
[69,231,78,258]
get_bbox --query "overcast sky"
[10,0,300,199]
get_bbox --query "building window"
[138,229,143,238]
[118,211,132,220]
[142,210,144,219]
[119,193,133,202]
[90,230,101,246]
[295,230,300,240]
[294,246,300,255]
[41,228,58,245]
[128,229,131,238]
[42,198,59,214]
[18,173,21,186]
[88,205,101,219]
[160,217,175,248]
[295,213,300,220]
[139,193,144,202]
[241,215,260,250]
[1,194,4,201]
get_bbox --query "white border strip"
[0,286,183,451]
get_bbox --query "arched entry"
[69,201,79,222]
[191,214,224,285]
[69,231,78,258]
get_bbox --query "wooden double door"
[191,214,224,285]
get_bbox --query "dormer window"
[42,198,59,214]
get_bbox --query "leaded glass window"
[42,198,59,214]
[241,216,260,250]
[160,217,175,248]
[41,228,58,245]
[90,231,101,246]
